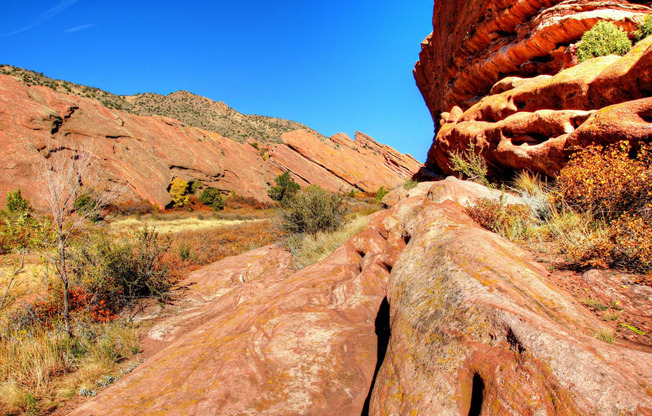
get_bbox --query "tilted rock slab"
[371,184,652,415]
[70,179,651,415]
[428,36,652,176]
[0,75,420,210]
[70,212,404,415]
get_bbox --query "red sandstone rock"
[415,0,651,119]
[268,130,421,194]
[370,189,652,415]
[68,180,652,415]
[0,75,421,210]
[70,211,403,415]
[427,37,652,176]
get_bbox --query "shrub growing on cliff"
[635,14,652,43]
[278,185,348,236]
[577,21,632,63]
[449,141,489,187]
[374,186,389,203]
[557,141,652,270]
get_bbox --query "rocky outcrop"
[429,37,652,176]
[269,131,422,193]
[70,179,652,415]
[415,0,650,118]
[416,0,652,176]
[0,75,421,210]
[71,210,400,415]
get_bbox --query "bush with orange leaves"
[557,141,652,271]
[557,142,651,221]
[467,197,533,241]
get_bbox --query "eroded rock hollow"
[416,0,652,176]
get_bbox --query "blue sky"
[0,1,435,161]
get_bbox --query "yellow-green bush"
[577,21,632,63]
[169,178,190,207]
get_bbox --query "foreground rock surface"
[416,0,652,176]
[71,180,651,415]
[0,74,420,209]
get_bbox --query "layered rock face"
[69,180,652,415]
[0,75,420,209]
[415,0,652,176]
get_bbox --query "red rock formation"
[70,210,402,415]
[0,75,421,210]
[415,0,650,118]
[415,0,652,176]
[269,130,422,193]
[68,180,652,415]
[430,38,652,176]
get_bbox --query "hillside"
[0,65,326,144]
[0,72,421,210]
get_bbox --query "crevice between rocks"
[361,296,391,416]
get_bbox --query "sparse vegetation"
[467,141,652,275]
[374,186,389,203]
[278,185,348,236]
[199,188,225,211]
[577,21,632,63]
[467,196,533,241]
[403,179,418,191]
[267,171,300,203]
[0,65,328,145]
[450,141,489,187]
[593,327,615,343]
[635,14,652,43]
[285,216,369,270]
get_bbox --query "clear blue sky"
[0,1,435,161]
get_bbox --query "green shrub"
[5,190,30,215]
[449,141,489,187]
[268,171,300,202]
[169,178,189,207]
[577,21,631,63]
[70,228,171,310]
[189,180,202,195]
[635,14,652,43]
[199,188,224,211]
[375,186,389,203]
[278,185,348,236]
[403,180,418,191]
[74,192,101,222]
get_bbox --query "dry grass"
[0,320,140,415]
[109,216,264,235]
[593,327,616,344]
[286,215,369,270]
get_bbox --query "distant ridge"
[0,65,326,144]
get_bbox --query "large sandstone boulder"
[416,0,652,176]
[69,180,651,415]
[427,36,652,176]
[0,75,421,210]
[415,0,651,119]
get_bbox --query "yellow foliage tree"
[169,178,190,207]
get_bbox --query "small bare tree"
[39,138,125,335]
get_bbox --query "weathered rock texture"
[0,74,420,210]
[71,210,401,415]
[416,0,652,176]
[70,180,652,415]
